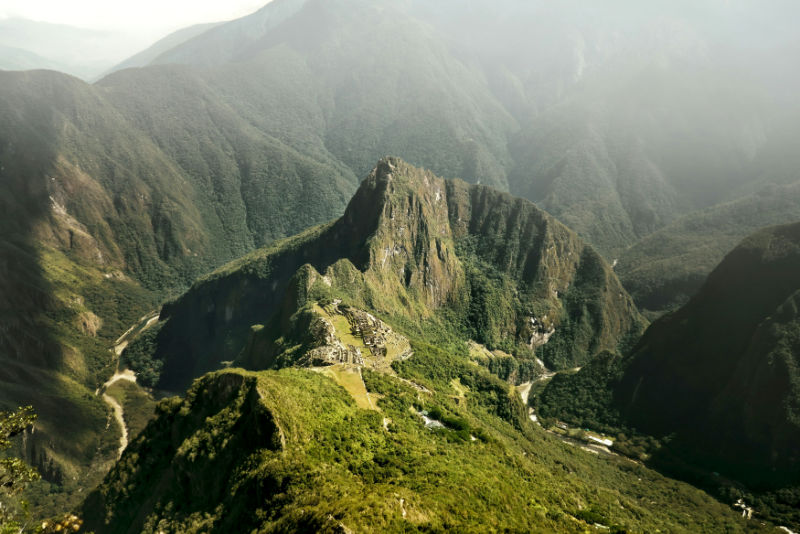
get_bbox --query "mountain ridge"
[538,221,800,527]
[132,158,644,392]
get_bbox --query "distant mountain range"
[0,18,163,79]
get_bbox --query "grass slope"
[82,364,763,533]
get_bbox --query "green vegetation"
[121,324,164,388]
[617,182,800,316]
[536,351,624,434]
[144,159,644,392]
[0,407,39,532]
[3,0,800,527]
[74,157,786,531]
[104,380,157,441]
[82,367,765,533]
[318,365,375,411]
[539,222,800,529]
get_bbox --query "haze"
[2,0,800,530]
[0,0,269,34]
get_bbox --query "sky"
[0,0,270,35]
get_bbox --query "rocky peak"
[347,157,462,308]
[148,158,644,390]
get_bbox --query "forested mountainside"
[81,366,765,533]
[539,222,800,528]
[2,0,800,525]
[131,159,644,392]
[618,223,800,484]
[0,67,355,504]
[81,160,759,534]
[122,0,800,257]
[617,182,800,315]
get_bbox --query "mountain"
[0,0,527,499]
[539,222,800,526]
[0,67,355,505]
[617,182,800,315]
[95,0,800,262]
[114,0,515,191]
[130,158,644,392]
[403,0,800,257]
[0,44,61,71]
[80,160,760,534]
[617,222,800,484]
[80,366,763,533]
[105,22,224,75]
[3,0,800,522]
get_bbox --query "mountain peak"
[145,159,644,390]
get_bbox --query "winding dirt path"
[103,393,127,459]
[99,311,157,459]
[101,369,138,459]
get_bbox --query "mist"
[3,1,800,528]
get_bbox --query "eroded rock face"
[359,159,464,309]
[76,311,103,337]
[525,316,556,349]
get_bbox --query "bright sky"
[0,0,270,34]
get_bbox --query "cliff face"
[141,158,644,391]
[446,178,642,368]
[356,159,463,309]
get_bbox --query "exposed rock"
[76,311,102,337]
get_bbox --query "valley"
[1,0,799,531]
[95,311,161,461]
[76,158,789,532]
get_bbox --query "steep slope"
[0,69,175,497]
[0,67,355,504]
[99,0,515,192]
[409,0,800,257]
[3,0,800,522]
[541,223,800,501]
[81,367,763,532]
[618,183,800,315]
[615,222,800,485]
[93,0,800,267]
[130,158,644,392]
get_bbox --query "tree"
[0,408,85,534]
[0,406,39,533]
